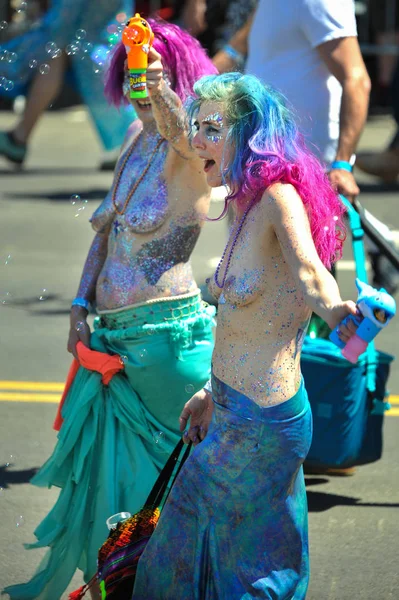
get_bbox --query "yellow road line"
[0,381,64,391]
[0,383,398,414]
[0,392,61,403]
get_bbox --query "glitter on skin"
[75,68,211,311]
[207,188,315,406]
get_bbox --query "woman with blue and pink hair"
[132,73,359,599]
[4,20,217,600]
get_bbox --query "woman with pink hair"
[132,73,359,599]
[4,20,217,600]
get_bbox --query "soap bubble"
[70,194,88,216]
[51,49,62,59]
[0,77,6,87]
[66,43,79,56]
[15,515,25,528]
[0,21,8,30]
[153,431,166,453]
[75,29,87,40]
[5,454,17,467]
[45,41,57,54]
[0,487,4,497]
[75,321,85,332]
[29,59,38,69]
[0,50,7,61]
[7,52,17,63]
[93,66,101,75]
[1,292,12,305]
[323,226,329,232]
[17,1,27,11]
[185,384,195,394]
[74,201,88,218]
[333,215,339,222]
[82,42,93,54]
[70,194,80,205]
[139,349,147,359]
[4,254,12,266]
[4,80,14,92]
[39,64,50,75]
[121,355,128,365]
[38,288,48,301]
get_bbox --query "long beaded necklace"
[112,132,165,216]
[214,197,256,289]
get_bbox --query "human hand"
[328,169,359,204]
[179,388,213,445]
[68,306,91,360]
[327,301,359,342]
[146,47,164,93]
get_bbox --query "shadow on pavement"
[3,189,109,202]
[306,489,399,512]
[359,182,399,194]
[0,167,98,177]
[0,465,38,489]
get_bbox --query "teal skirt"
[133,374,312,600]
[4,292,215,600]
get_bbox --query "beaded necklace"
[214,197,256,289]
[112,132,165,216]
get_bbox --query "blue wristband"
[223,44,245,66]
[72,297,89,310]
[331,160,353,172]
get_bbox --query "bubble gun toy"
[329,278,396,363]
[122,13,154,99]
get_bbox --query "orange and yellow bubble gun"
[122,14,154,99]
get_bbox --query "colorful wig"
[104,19,218,107]
[190,72,346,268]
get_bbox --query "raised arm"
[146,47,195,160]
[263,185,357,330]
[68,231,109,358]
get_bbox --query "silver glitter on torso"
[209,196,311,407]
[88,129,208,309]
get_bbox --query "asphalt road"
[0,108,398,599]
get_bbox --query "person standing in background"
[214,0,370,203]
[214,1,399,294]
[0,0,134,169]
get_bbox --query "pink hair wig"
[104,18,218,107]
[190,73,346,268]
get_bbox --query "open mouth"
[136,98,152,111]
[204,159,216,173]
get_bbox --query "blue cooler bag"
[301,197,395,468]
[301,338,393,468]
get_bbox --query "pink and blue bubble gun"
[329,278,396,363]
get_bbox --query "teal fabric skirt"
[3,292,215,600]
[133,374,312,600]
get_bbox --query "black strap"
[145,439,192,510]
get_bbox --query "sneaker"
[0,131,27,165]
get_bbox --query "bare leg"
[12,51,67,144]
